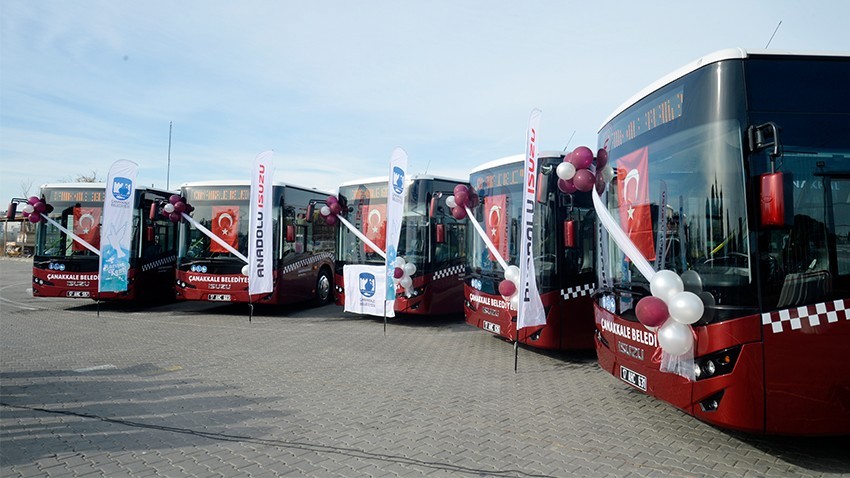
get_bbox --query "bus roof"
[338,174,467,188]
[468,151,566,175]
[40,182,175,195]
[179,180,332,196]
[598,48,850,132]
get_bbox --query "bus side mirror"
[6,202,17,220]
[760,172,786,227]
[286,224,296,243]
[149,202,157,221]
[145,226,155,242]
[305,203,315,223]
[436,224,445,244]
[429,193,443,217]
[537,172,548,204]
[564,220,577,248]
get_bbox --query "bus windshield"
[182,185,252,259]
[36,187,107,259]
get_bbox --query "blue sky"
[1,1,848,203]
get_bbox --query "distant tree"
[75,170,100,183]
[19,179,33,198]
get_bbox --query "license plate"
[66,291,91,298]
[483,320,501,334]
[208,294,231,301]
[619,365,647,391]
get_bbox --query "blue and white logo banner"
[98,159,138,293]
[385,147,408,302]
[517,109,547,329]
[249,150,274,295]
[344,264,393,317]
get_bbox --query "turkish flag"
[617,147,656,261]
[211,206,240,253]
[484,194,508,262]
[360,204,386,253]
[73,207,101,251]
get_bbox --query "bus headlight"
[694,346,740,381]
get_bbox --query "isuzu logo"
[482,307,499,317]
[618,341,645,361]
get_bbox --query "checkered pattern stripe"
[282,252,334,275]
[561,283,595,300]
[762,299,849,334]
[141,255,177,272]
[433,265,464,280]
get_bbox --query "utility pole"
[167,121,173,189]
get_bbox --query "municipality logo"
[111,177,133,201]
[392,166,405,195]
[359,272,376,298]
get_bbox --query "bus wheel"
[314,270,332,305]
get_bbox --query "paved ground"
[1,257,848,477]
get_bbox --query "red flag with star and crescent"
[484,194,508,262]
[617,147,655,261]
[360,204,386,254]
[73,206,101,251]
[211,206,239,253]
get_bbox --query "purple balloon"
[635,296,669,328]
[324,214,337,226]
[27,196,40,205]
[173,201,186,213]
[169,212,182,223]
[326,195,338,206]
[596,148,608,168]
[558,178,577,194]
[453,184,469,197]
[468,190,479,208]
[169,194,182,205]
[451,206,467,220]
[573,169,596,192]
[498,280,516,297]
[185,204,194,214]
[44,204,54,214]
[329,202,342,215]
[28,212,42,223]
[394,267,404,279]
[595,171,607,195]
[570,146,594,170]
[33,202,46,213]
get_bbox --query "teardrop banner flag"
[385,147,408,305]
[99,159,138,293]
[517,109,546,330]
[249,150,274,296]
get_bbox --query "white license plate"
[620,365,647,391]
[66,291,91,298]
[483,320,501,334]
[208,294,231,301]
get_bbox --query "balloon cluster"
[445,184,478,220]
[635,270,707,356]
[555,146,616,194]
[319,196,344,225]
[20,196,54,223]
[497,264,522,310]
[160,194,194,223]
[392,256,416,297]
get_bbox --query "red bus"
[22,182,179,301]
[464,153,597,350]
[175,181,335,306]
[334,175,468,315]
[593,49,850,435]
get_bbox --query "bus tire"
[314,269,332,306]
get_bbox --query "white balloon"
[556,161,577,181]
[657,320,694,356]
[510,294,519,311]
[680,270,703,293]
[399,276,412,288]
[504,265,521,283]
[668,291,704,325]
[241,264,250,276]
[163,203,175,213]
[445,196,457,208]
[394,256,406,268]
[601,165,616,183]
[320,205,331,216]
[403,262,417,276]
[22,204,34,214]
[650,270,684,304]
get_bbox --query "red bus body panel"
[32,257,176,302]
[595,301,850,435]
[465,284,595,350]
